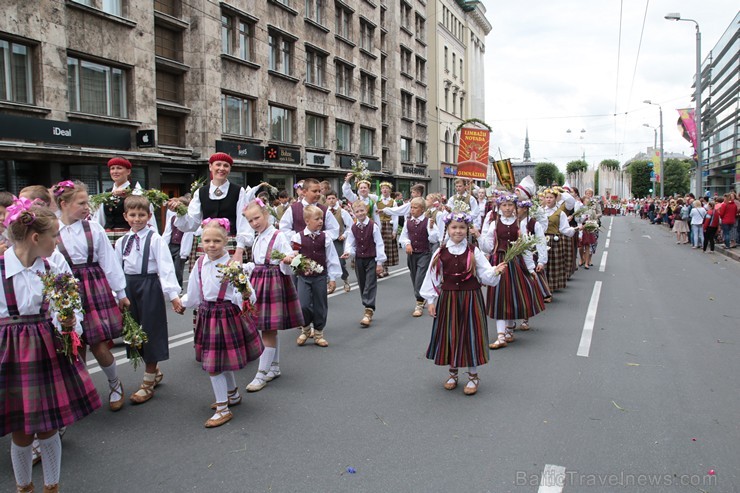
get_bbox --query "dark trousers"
[297,273,328,330]
[721,223,733,248]
[703,226,717,251]
[334,239,349,281]
[125,274,169,363]
[354,257,378,310]
[407,251,431,302]
[168,242,185,288]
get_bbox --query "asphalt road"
[2,215,738,492]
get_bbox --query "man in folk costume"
[375,181,399,278]
[451,178,481,226]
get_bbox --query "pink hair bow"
[255,198,265,208]
[3,196,35,228]
[202,217,231,231]
[53,180,75,197]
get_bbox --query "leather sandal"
[313,330,329,347]
[505,326,516,343]
[519,320,530,331]
[129,377,155,404]
[543,296,553,304]
[17,483,34,493]
[444,370,459,390]
[463,373,480,396]
[296,326,312,346]
[154,368,164,386]
[204,407,233,428]
[43,485,59,493]
[108,381,124,412]
[490,334,508,349]
[343,280,351,293]
[327,283,336,294]
[211,389,241,409]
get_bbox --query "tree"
[594,169,599,197]
[627,160,652,198]
[534,162,560,186]
[556,172,565,185]
[566,160,588,175]
[663,158,691,196]
[600,159,621,171]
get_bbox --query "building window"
[452,133,458,163]
[335,61,352,97]
[400,47,412,74]
[401,91,412,119]
[400,137,411,161]
[305,48,326,87]
[154,0,179,16]
[306,114,326,148]
[444,46,448,72]
[68,56,127,118]
[0,39,33,104]
[360,73,375,105]
[444,130,451,162]
[221,94,253,137]
[222,14,254,61]
[157,112,183,146]
[101,0,122,16]
[452,53,456,77]
[335,3,352,40]
[268,30,293,76]
[336,121,352,152]
[400,1,411,29]
[381,79,387,101]
[459,58,463,81]
[416,98,426,123]
[269,105,293,143]
[360,127,374,155]
[305,0,324,25]
[155,71,182,103]
[415,141,425,164]
[444,88,449,112]
[415,56,425,83]
[459,95,464,119]
[452,92,457,116]
[360,19,374,52]
[155,26,181,62]
[415,13,425,40]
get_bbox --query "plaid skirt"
[72,263,123,345]
[380,221,399,267]
[564,236,578,277]
[250,265,305,331]
[0,316,101,436]
[545,234,569,291]
[486,256,545,320]
[194,300,263,373]
[426,289,489,367]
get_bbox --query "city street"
[2,215,738,492]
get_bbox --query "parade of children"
[2,162,651,491]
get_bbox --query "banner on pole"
[456,127,489,180]
[492,158,515,189]
[652,149,661,182]
[677,108,698,156]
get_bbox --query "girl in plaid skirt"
[1,204,101,493]
[242,200,304,392]
[54,181,130,412]
[179,218,263,428]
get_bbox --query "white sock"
[11,442,33,487]
[101,361,121,402]
[38,433,62,487]
[272,337,280,366]
[468,366,477,375]
[209,374,228,406]
[496,320,506,334]
[223,371,236,391]
[506,320,514,330]
[259,347,276,374]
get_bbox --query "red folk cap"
[107,157,132,169]
[208,152,233,165]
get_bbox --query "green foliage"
[600,159,621,171]
[566,160,589,175]
[663,158,691,197]
[556,172,565,185]
[627,161,652,198]
[594,169,599,196]
[455,118,492,132]
[534,162,560,186]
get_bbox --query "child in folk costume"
[342,173,378,213]
[179,218,263,427]
[479,194,546,350]
[279,178,340,241]
[374,182,398,278]
[420,212,505,395]
[114,196,183,404]
[379,184,425,219]
[2,204,101,493]
[162,196,195,288]
[291,205,342,347]
[542,188,579,293]
[341,201,386,327]
[576,196,597,270]
[450,178,481,226]
[515,198,551,325]
[399,197,439,317]
[242,200,304,392]
[325,190,354,293]
[53,180,130,411]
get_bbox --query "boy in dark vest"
[399,197,439,317]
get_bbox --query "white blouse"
[289,229,343,281]
[114,229,181,301]
[181,252,256,309]
[278,198,340,241]
[247,225,293,276]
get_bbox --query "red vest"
[439,246,481,291]
[295,232,327,277]
[291,201,329,233]
[407,216,430,253]
[351,221,377,259]
[495,218,519,255]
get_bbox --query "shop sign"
[215,140,264,161]
[402,165,427,177]
[0,113,130,149]
[443,166,458,176]
[338,156,381,172]
[306,151,332,168]
[266,145,301,165]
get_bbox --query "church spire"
[523,127,531,161]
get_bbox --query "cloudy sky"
[480,1,738,171]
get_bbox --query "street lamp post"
[665,13,703,197]
[643,101,664,198]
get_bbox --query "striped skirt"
[72,263,123,345]
[194,300,263,373]
[380,221,399,267]
[533,269,552,300]
[250,265,305,331]
[545,234,569,291]
[426,289,489,367]
[486,256,545,320]
[0,316,101,436]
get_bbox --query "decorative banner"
[677,108,698,153]
[456,127,490,180]
[492,158,515,189]
[651,149,661,182]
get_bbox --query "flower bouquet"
[37,271,84,362]
[122,310,148,371]
[270,250,324,276]
[216,262,256,319]
[142,189,170,209]
[190,177,207,196]
[89,188,130,211]
[573,207,594,220]
[500,233,543,267]
[583,220,600,233]
[350,159,371,184]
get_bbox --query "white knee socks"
[272,337,280,366]
[11,442,33,487]
[258,347,276,374]
[101,361,121,402]
[496,320,506,334]
[209,373,228,408]
[223,371,236,391]
[38,433,62,486]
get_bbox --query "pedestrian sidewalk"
[716,245,740,262]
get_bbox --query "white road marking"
[538,464,567,492]
[86,267,411,374]
[604,239,611,249]
[641,235,651,239]
[599,251,608,272]
[577,281,602,357]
